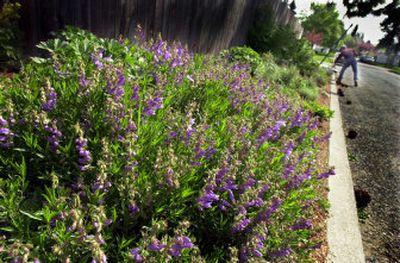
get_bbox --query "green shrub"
[248,6,320,78]
[222,46,263,73]
[254,52,282,83]
[0,2,22,71]
[298,79,319,101]
[0,28,333,262]
[305,101,334,120]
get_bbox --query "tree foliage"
[306,29,323,46]
[343,0,400,52]
[301,2,344,48]
[290,1,297,12]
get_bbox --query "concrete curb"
[327,75,365,263]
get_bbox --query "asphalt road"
[337,62,400,263]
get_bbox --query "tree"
[301,2,344,48]
[306,29,323,46]
[358,40,375,52]
[342,34,361,49]
[290,1,297,13]
[343,0,400,52]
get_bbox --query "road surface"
[337,62,400,263]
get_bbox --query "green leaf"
[0,227,14,232]
[19,209,42,221]
[31,57,47,64]
[181,188,196,199]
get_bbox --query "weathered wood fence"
[1,0,302,54]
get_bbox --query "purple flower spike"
[147,239,167,252]
[104,219,112,226]
[128,203,140,215]
[233,219,251,233]
[271,247,292,258]
[168,236,194,257]
[117,73,126,86]
[290,218,312,231]
[76,137,91,171]
[197,188,219,209]
[42,86,57,112]
[317,168,336,179]
[130,248,143,262]
[254,198,282,223]
[143,95,163,116]
[282,141,295,162]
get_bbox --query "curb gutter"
[326,75,365,263]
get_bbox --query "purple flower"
[76,137,91,171]
[245,198,264,208]
[42,86,57,112]
[116,73,126,86]
[0,117,14,148]
[290,218,312,231]
[239,247,249,262]
[147,239,167,252]
[91,49,105,69]
[131,85,140,107]
[287,169,312,189]
[254,198,282,223]
[104,219,112,226]
[291,109,305,127]
[256,128,273,148]
[270,247,292,258]
[252,249,263,257]
[218,199,232,211]
[215,167,229,184]
[239,177,256,194]
[317,168,336,179]
[130,248,143,262]
[197,188,219,209]
[0,127,10,135]
[185,117,195,142]
[233,219,251,233]
[143,95,163,116]
[220,178,238,192]
[79,74,91,87]
[128,203,139,215]
[11,257,23,263]
[257,185,270,199]
[167,236,194,257]
[282,163,296,179]
[165,167,174,187]
[44,123,63,152]
[282,141,295,162]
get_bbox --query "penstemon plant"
[0,27,333,262]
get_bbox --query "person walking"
[334,46,358,87]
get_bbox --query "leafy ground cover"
[313,54,335,65]
[389,66,400,75]
[0,28,334,262]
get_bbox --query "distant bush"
[248,6,319,78]
[0,2,22,71]
[0,28,333,262]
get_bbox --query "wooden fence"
[1,0,302,54]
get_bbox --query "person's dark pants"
[338,57,358,84]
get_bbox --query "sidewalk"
[326,74,365,263]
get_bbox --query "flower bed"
[0,28,333,262]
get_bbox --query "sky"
[296,0,385,45]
